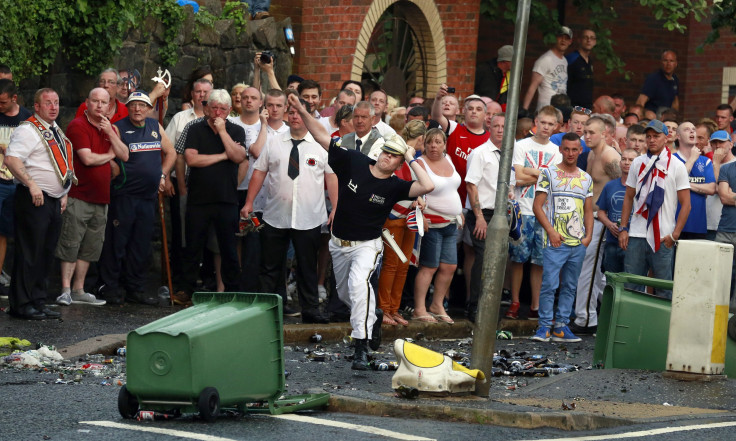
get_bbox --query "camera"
[447,86,456,93]
[260,51,274,64]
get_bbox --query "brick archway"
[350,0,446,97]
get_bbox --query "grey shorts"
[56,197,108,262]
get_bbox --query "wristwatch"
[619,225,629,232]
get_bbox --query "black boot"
[351,338,370,370]
[369,308,383,350]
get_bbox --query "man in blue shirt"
[673,121,716,239]
[636,50,679,113]
[598,148,638,273]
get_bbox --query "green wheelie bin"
[118,292,328,421]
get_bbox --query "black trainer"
[369,308,383,350]
[126,291,158,306]
[351,338,370,370]
[568,322,597,335]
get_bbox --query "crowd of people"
[2,23,736,367]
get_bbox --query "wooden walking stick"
[152,68,174,304]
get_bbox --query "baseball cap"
[558,26,573,39]
[465,94,484,105]
[497,45,513,62]
[381,134,408,157]
[126,91,152,107]
[710,130,731,142]
[644,119,668,136]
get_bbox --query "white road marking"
[516,420,736,441]
[270,413,436,440]
[80,421,238,441]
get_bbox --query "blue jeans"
[602,241,626,274]
[244,0,270,13]
[623,237,674,298]
[539,244,586,328]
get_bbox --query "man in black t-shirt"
[175,90,247,305]
[289,94,435,370]
[0,79,31,291]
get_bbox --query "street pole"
[471,0,531,397]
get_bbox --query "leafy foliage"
[480,0,712,79]
[0,0,248,81]
[223,1,250,35]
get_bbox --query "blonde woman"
[230,83,248,116]
[412,128,463,324]
[378,120,427,325]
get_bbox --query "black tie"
[288,139,303,180]
[355,139,362,152]
[51,126,62,146]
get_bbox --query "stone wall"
[18,6,293,129]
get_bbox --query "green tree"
[480,0,711,78]
[0,0,247,81]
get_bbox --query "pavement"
[3,295,736,431]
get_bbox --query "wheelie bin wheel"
[198,387,219,422]
[118,385,139,419]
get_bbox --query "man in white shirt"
[508,106,562,319]
[242,98,338,324]
[5,88,72,320]
[618,120,690,298]
[370,89,397,137]
[522,26,572,112]
[464,112,514,321]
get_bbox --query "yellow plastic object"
[391,339,484,395]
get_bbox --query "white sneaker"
[71,291,106,306]
[56,292,72,306]
[318,285,327,303]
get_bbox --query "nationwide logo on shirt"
[369,194,385,205]
[129,142,161,152]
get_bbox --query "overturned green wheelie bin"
[118,292,329,421]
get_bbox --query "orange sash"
[24,115,76,187]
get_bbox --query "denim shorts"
[508,214,544,265]
[419,223,458,267]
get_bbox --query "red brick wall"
[272,0,481,109]
[682,15,736,121]
[476,2,735,120]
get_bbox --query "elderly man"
[76,68,128,123]
[339,101,385,157]
[172,90,247,305]
[5,88,73,319]
[55,88,129,307]
[636,50,680,112]
[96,92,176,305]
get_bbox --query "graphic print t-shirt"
[537,164,593,247]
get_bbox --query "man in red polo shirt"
[75,69,129,123]
[55,88,130,306]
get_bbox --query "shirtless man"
[571,116,620,335]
